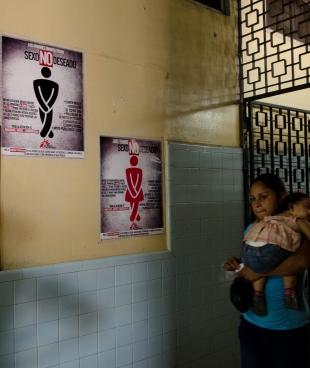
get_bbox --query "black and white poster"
[1,36,84,158]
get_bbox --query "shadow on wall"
[165,0,239,120]
[0,273,100,366]
[0,254,178,367]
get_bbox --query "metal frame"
[239,0,310,222]
[244,100,310,190]
[239,0,310,101]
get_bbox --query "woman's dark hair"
[252,173,286,197]
[282,192,309,211]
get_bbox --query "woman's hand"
[224,257,262,281]
[223,257,241,271]
[238,265,261,281]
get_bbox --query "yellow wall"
[0,0,239,269]
[261,89,310,111]
[166,1,239,145]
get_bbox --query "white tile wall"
[0,251,176,368]
[169,143,243,368]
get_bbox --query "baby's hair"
[282,192,309,211]
[252,173,286,196]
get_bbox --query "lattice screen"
[245,101,310,193]
[239,0,310,100]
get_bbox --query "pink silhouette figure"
[125,156,144,222]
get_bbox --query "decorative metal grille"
[244,101,310,194]
[239,0,310,100]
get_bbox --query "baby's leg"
[253,277,266,292]
[283,275,299,310]
[252,277,267,316]
[283,275,297,289]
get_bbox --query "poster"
[1,36,84,158]
[100,136,163,239]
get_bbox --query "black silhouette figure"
[33,67,59,138]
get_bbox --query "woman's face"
[249,181,280,220]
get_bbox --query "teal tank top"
[243,274,309,330]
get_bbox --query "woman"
[224,173,310,368]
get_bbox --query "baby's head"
[283,192,310,219]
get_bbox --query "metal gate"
[239,0,310,207]
[244,100,310,193]
[239,0,310,100]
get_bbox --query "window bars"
[244,100,310,194]
[239,0,310,101]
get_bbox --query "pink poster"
[100,136,163,239]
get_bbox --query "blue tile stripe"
[0,251,175,368]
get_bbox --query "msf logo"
[40,139,50,149]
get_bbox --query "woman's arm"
[238,239,310,281]
[297,219,310,240]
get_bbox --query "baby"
[232,192,310,316]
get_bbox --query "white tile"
[132,263,148,282]
[133,320,148,342]
[0,353,14,368]
[14,302,36,328]
[0,282,14,306]
[115,305,132,327]
[15,348,37,368]
[59,338,79,363]
[59,316,78,341]
[98,307,116,331]
[133,340,148,362]
[37,298,59,323]
[59,273,78,296]
[116,345,133,367]
[115,285,132,306]
[115,265,132,286]
[0,330,14,355]
[97,267,115,289]
[98,349,116,368]
[98,328,116,352]
[15,324,37,351]
[79,333,98,357]
[14,278,36,303]
[132,302,148,323]
[59,294,78,318]
[79,311,98,336]
[132,282,147,303]
[80,354,98,368]
[0,305,13,331]
[37,276,58,300]
[79,290,97,314]
[97,288,115,309]
[116,324,133,347]
[78,270,97,292]
[38,342,59,368]
[37,320,58,346]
